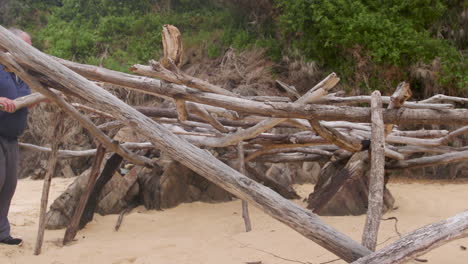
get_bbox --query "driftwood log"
[362,91,386,251]
[353,210,468,264]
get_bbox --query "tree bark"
[34,114,63,255]
[63,145,106,245]
[79,153,123,229]
[362,91,385,251]
[237,141,252,232]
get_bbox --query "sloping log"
[276,80,300,99]
[309,120,363,152]
[63,145,106,244]
[131,61,237,96]
[362,91,385,251]
[352,210,468,264]
[79,153,123,229]
[0,26,372,262]
[244,163,300,199]
[49,58,468,125]
[34,114,63,255]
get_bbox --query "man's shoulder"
[0,64,10,77]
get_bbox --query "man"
[0,28,33,245]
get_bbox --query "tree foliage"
[2,0,466,94]
[275,0,466,91]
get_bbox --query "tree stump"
[307,152,395,216]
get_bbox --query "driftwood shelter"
[0,25,468,263]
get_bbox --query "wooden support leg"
[34,113,64,255]
[79,153,123,229]
[63,145,106,245]
[237,141,252,232]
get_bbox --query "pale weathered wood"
[34,114,64,255]
[362,91,385,251]
[385,82,412,135]
[175,99,188,121]
[352,210,468,264]
[309,120,363,152]
[187,103,229,133]
[420,94,468,104]
[192,73,340,147]
[132,61,237,97]
[276,80,300,99]
[237,141,252,232]
[0,92,47,112]
[19,142,154,158]
[72,102,115,119]
[63,145,106,244]
[0,26,373,262]
[245,146,334,162]
[161,24,183,69]
[387,150,468,169]
[318,94,454,110]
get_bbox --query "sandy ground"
[1,178,467,264]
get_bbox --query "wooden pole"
[63,145,106,245]
[237,140,252,232]
[362,91,385,251]
[34,113,64,255]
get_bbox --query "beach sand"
[1,177,467,264]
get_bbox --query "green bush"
[275,0,465,91]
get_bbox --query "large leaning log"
[0,26,372,262]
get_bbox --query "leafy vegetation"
[275,0,466,92]
[1,0,466,94]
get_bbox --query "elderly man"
[0,28,33,245]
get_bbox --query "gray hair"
[8,27,26,37]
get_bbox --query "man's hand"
[0,97,16,112]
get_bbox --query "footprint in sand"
[112,256,137,264]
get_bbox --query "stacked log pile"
[1,25,468,263]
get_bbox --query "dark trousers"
[0,136,18,240]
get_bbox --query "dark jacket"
[0,65,31,139]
